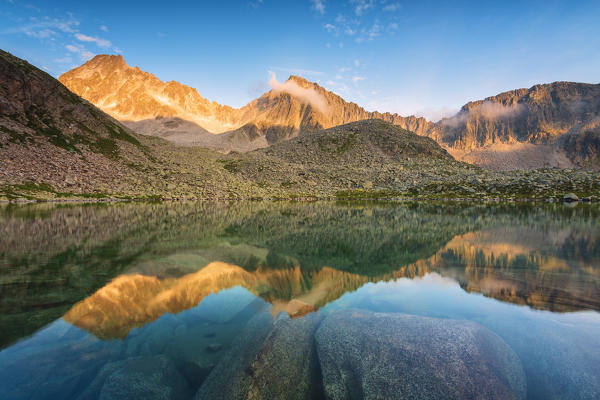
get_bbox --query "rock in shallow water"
[315,309,526,400]
[78,355,193,400]
[563,193,579,202]
[195,311,274,399]
[247,312,324,400]
[195,311,324,400]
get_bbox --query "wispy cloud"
[268,72,328,112]
[311,0,325,15]
[442,101,526,127]
[382,2,401,12]
[352,76,366,83]
[351,0,375,16]
[0,16,80,37]
[75,33,111,48]
[355,20,382,43]
[270,66,324,77]
[100,25,108,32]
[66,44,94,61]
[249,0,263,8]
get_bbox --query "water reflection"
[0,201,599,399]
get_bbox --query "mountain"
[60,55,600,169]
[2,50,599,201]
[59,55,432,152]
[433,82,600,169]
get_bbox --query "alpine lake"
[1,200,599,399]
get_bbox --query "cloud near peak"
[75,33,111,48]
[268,72,328,112]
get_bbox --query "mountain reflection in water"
[0,201,599,399]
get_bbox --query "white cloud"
[442,101,526,127]
[75,33,111,48]
[382,2,401,12]
[311,0,325,15]
[352,76,366,83]
[351,0,375,16]
[100,25,108,32]
[324,23,336,32]
[268,72,328,112]
[53,56,72,63]
[65,44,95,61]
[24,28,56,38]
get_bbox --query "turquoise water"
[0,201,598,399]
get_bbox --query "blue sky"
[1,0,599,120]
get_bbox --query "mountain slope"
[0,49,157,194]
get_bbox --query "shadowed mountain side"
[122,118,269,152]
[449,143,574,171]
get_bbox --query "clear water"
[0,201,598,399]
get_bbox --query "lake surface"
[0,201,599,399]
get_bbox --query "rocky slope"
[58,55,432,152]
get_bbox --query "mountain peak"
[286,75,314,88]
[85,54,129,70]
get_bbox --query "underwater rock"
[195,310,274,399]
[78,355,193,400]
[247,312,324,400]
[315,309,526,400]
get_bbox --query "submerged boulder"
[315,309,526,400]
[195,311,274,399]
[79,355,193,400]
[196,311,324,400]
[247,312,324,400]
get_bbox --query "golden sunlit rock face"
[63,262,369,339]
[58,55,432,150]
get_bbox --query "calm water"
[0,201,599,399]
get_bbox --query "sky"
[1,0,599,121]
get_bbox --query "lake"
[0,201,599,399]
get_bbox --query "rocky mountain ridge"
[2,49,599,201]
[59,55,600,168]
[59,55,432,152]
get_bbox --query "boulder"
[78,355,193,400]
[315,309,526,400]
[247,312,324,400]
[563,193,579,202]
[195,311,274,399]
